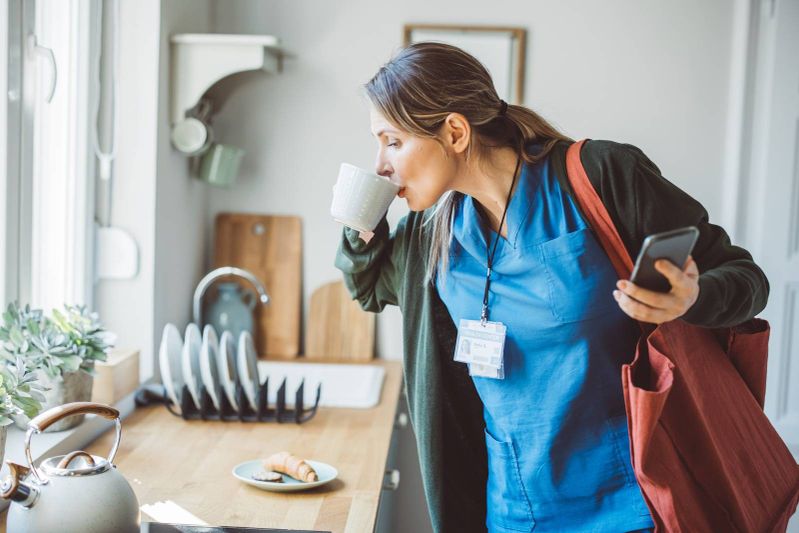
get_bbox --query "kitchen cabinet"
[374,404,405,532]
[0,361,402,533]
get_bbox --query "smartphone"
[629,226,699,293]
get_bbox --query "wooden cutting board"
[305,280,375,361]
[213,213,302,359]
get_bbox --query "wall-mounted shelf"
[170,33,283,125]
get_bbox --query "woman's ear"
[441,113,471,155]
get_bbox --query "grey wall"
[152,0,214,369]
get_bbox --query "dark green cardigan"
[334,140,770,533]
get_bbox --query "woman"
[335,42,769,533]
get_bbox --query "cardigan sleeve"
[580,140,770,328]
[334,216,407,313]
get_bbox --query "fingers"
[653,258,689,287]
[615,279,672,309]
[613,254,701,324]
[612,289,671,324]
[682,255,699,276]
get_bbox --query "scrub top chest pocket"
[539,227,620,323]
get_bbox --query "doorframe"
[731,0,798,454]
[724,0,776,250]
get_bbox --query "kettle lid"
[40,451,110,477]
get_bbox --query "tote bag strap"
[565,140,635,280]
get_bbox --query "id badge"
[469,361,505,379]
[454,319,506,380]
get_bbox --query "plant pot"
[13,368,94,432]
[0,425,7,467]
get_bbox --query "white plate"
[199,325,220,410]
[232,459,337,492]
[218,330,238,411]
[181,323,203,409]
[236,331,259,410]
[158,324,184,412]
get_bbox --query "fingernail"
[613,290,620,299]
[617,281,626,289]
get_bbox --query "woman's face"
[370,109,459,211]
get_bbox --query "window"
[5,0,96,311]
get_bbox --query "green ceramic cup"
[199,143,245,187]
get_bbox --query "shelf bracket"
[170,33,282,125]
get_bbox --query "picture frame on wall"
[403,24,527,104]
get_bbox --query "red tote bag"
[565,140,799,532]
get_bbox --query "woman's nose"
[375,159,392,178]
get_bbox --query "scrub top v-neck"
[435,147,656,532]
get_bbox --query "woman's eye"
[387,140,400,148]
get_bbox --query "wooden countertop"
[3,360,402,533]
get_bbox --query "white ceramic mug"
[171,117,213,156]
[331,163,400,232]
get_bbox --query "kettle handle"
[25,402,122,485]
[29,402,118,432]
[57,451,97,469]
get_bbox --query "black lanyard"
[481,155,522,325]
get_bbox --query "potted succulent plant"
[0,302,113,432]
[0,356,46,466]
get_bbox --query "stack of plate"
[158,323,261,414]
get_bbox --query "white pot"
[14,368,94,432]
[0,425,7,467]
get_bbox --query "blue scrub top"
[435,148,656,532]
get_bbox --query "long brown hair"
[364,42,572,285]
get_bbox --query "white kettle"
[1,402,140,533]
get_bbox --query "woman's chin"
[407,196,435,212]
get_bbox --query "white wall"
[95,0,213,382]
[208,0,737,361]
[94,0,161,382]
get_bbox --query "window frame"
[5,0,96,311]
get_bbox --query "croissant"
[263,451,318,482]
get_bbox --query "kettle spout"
[1,462,39,508]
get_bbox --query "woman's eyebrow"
[373,128,399,138]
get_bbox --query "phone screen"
[630,226,699,292]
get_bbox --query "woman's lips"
[398,187,407,198]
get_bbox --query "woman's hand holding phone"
[612,255,700,324]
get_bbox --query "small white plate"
[159,323,184,412]
[199,325,220,410]
[181,323,203,409]
[232,459,337,492]
[218,330,238,411]
[236,331,259,410]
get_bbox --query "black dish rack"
[136,377,321,424]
